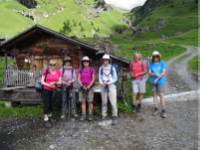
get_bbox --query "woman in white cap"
[99,54,118,125]
[78,56,95,121]
[148,51,167,118]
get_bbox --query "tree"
[60,20,72,34]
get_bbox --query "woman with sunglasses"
[78,56,95,121]
[148,51,167,118]
[41,59,62,123]
[60,56,77,120]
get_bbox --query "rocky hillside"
[129,0,198,38]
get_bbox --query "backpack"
[35,68,48,92]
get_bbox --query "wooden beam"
[3,52,8,87]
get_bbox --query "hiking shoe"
[47,113,52,118]
[44,121,52,128]
[44,115,49,122]
[72,113,78,118]
[88,114,93,121]
[160,110,167,118]
[60,115,65,120]
[152,107,159,116]
[102,116,108,120]
[136,103,141,113]
[132,105,136,113]
[112,116,118,126]
[80,114,86,121]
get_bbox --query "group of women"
[40,51,167,127]
[41,54,118,126]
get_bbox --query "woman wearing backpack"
[78,56,95,121]
[148,51,167,118]
[99,54,118,125]
[41,59,62,124]
[130,53,147,113]
[60,56,77,120]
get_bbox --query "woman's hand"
[154,78,159,85]
[48,83,56,88]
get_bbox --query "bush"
[113,25,128,34]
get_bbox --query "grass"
[108,34,187,61]
[0,0,33,38]
[188,55,199,73]
[0,102,42,118]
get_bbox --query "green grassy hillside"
[0,0,33,37]
[130,0,198,45]
[0,0,125,38]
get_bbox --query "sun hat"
[152,51,161,57]
[49,59,57,66]
[102,54,111,60]
[81,56,90,62]
[64,56,72,62]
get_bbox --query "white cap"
[152,51,161,57]
[102,54,110,60]
[82,56,90,61]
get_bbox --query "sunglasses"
[153,55,160,58]
[49,64,56,66]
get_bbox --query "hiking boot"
[102,116,108,120]
[47,113,52,118]
[80,114,86,121]
[44,115,49,122]
[136,103,141,113]
[152,107,159,116]
[112,116,118,126]
[132,105,136,113]
[72,113,78,118]
[88,114,93,121]
[60,115,65,120]
[160,110,167,118]
[44,121,52,128]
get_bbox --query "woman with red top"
[130,53,147,113]
[41,59,62,123]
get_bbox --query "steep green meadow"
[0,0,32,37]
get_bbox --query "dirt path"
[0,100,197,150]
[166,46,199,94]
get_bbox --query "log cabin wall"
[14,33,82,70]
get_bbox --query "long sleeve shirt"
[99,64,118,85]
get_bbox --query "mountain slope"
[0,0,126,38]
[0,1,33,38]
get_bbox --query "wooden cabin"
[0,25,129,103]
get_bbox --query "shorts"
[151,84,166,93]
[132,78,146,94]
[79,88,94,102]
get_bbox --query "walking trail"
[166,46,199,94]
